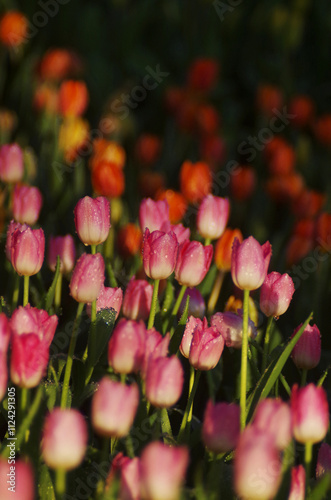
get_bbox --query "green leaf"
[307,474,331,500]
[318,366,331,387]
[87,308,116,369]
[75,382,99,407]
[38,464,55,500]
[246,312,313,423]
[44,255,61,312]
[161,280,174,316]
[44,382,57,412]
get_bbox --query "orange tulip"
[90,139,126,170]
[214,228,243,272]
[135,134,161,167]
[59,80,89,117]
[0,11,27,48]
[180,160,212,203]
[92,161,125,198]
[117,224,142,259]
[256,84,283,117]
[230,166,256,201]
[288,95,315,128]
[187,58,219,92]
[156,189,187,224]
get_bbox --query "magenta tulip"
[291,323,321,370]
[139,198,170,232]
[108,319,146,374]
[122,277,153,321]
[69,253,105,303]
[10,223,45,276]
[175,240,213,287]
[12,184,43,225]
[48,234,76,273]
[145,355,184,408]
[202,400,240,453]
[231,236,271,290]
[86,285,123,319]
[260,271,295,317]
[197,194,230,240]
[74,195,110,246]
[211,311,257,349]
[142,228,178,280]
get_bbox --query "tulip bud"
[179,160,212,204]
[0,458,34,500]
[0,143,24,183]
[316,443,331,479]
[59,80,89,117]
[92,378,139,438]
[69,253,105,303]
[260,272,295,317]
[214,228,243,272]
[10,224,45,276]
[139,198,170,232]
[42,408,87,470]
[188,318,224,370]
[202,400,240,453]
[175,240,213,287]
[0,313,11,353]
[288,465,305,500]
[140,441,189,500]
[141,329,169,379]
[291,323,321,370]
[12,184,43,225]
[117,223,142,259]
[178,288,205,319]
[291,384,329,444]
[74,196,110,246]
[108,319,146,374]
[197,194,230,240]
[145,356,184,408]
[47,234,76,273]
[86,285,123,320]
[234,426,282,500]
[252,398,292,450]
[107,453,141,500]
[231,236,272,290]
[122,278,153,321]
[142,229,178,280]
[211,311,257,349]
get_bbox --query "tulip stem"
[91,244,96,255]
[61,302,85,409]
[301,369,308,387]
[55,468,66,499]
[262,316,274,373]
[54,272,63,312]
[178,367,201,443]
[204,238,211,246]
[168,284,187,338]
[23,275,29,306]
[207,270,224,314]
[240,289,250,431]
[305,441,313,493]
[147,279,160,330]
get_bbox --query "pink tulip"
[234,426,282,500]
[316,443,331,479]
[139,198,170,232]
[252,398,292,450]
[202,400,240,453]
[0,353,8,402]
[5,220,22,261]
[145,356,184,408]
[141,328,169,379]
[180,316,203,358]
[92,378,139,438]
[140,441,189,500]
[74,195,110,246]
[0,313,11,353]
[291,383,329,444]
[189,318,224,370]
[47,234,76,273]
[122,277,153,321]
[107,453,141,500]
[231,236,272,290]
[142,229,178,280]
[178,288,206,319]
[291,323,321,370]
[10,223,45,276]
[211,311,257,349]
[11,305,58,347]
[197,194,230,240]
[12,184,43,225]
[10,332,49,388]
[168,223,190,245]
[69,253,105,303]
[175,240,213,287]
[288,465,305,500]
[0,458,35,500]
[260,271,295,317]
[108,319,146,374]
[0,143,24,183]
[42,408,87,470]
[86,285,123,319]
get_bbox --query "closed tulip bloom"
[142,229,178,280]
[70,253,105,303]
[202,400,240,453]
[189,318,224,370]
[145,356,184,408]
[139,198,170,232]
[291,384,329,444]
[0,143,24,183]
[5,220,21,261]
[12,184,43,225]
[59,80,89,117]
[122,278,153,321]
[117,223,142,259]
[291,323,321,370]
[86,285,123,320]
[180,316,202,358]
[48,234,76,273]
[175,240,213,287]
[168,223,190,245]
[178,288,206,319]
[179,160,212,204]
[74,196,110,246]
[10,224,45,276]
[316,443,331,479]
[0,313,11,353]
[108,319,146,374]
[42,408,87,470]
[11,305,58,347]
[214,228,243,272]
[10,332,49,388]
[197,194,230,240]
[0,11,28,48]
[92,378,139,438]
[141,329,170,379]
[234,426,282,500]
[140,442,189,500]
[288,465,305,500]
[260,272,295,317]
[211,311,257,349]
[231,236,272,290]
[107,453,141,500]
[0,458,34,500]
[252,399,292,450]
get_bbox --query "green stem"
[168,284,187,338]
[61,302,84,409]
[23,275,29,306]
[106,259,118,288]
[262,316,274,373]
[305,441,313,493]
[207,270,224,314]
[91,244,96,255]
[54,272,63,312]
[147,279,160,330]
[159,407,173,443]
[240,289,250,431]
[178,367,201,443]
[301,369,308,387]
[84,299,97,385]
[204,238,211,246]
[55,469,66,499]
